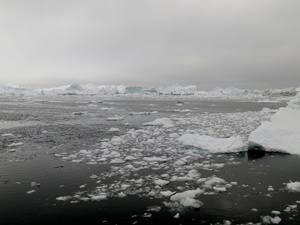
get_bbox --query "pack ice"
[249,91,300,155]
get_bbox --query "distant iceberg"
[0,82,298,100]
[248,91,300,155]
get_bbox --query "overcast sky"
[1,0,299,90]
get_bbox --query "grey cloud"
[0,0,299,89]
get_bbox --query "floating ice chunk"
[286,181,300,192]
[109,127,119,132]
[79,184,87,188]
[170,189,203,208]
[154,179,169,186]
[110,159,125,164]
[174,213,180,218]
[89,194,107,201]
[213,186,227,192]
[125,156,137,161]
[147,206,161,212]
[178,134,245,153]
[268,186,274,191]
[204,176,226,187]
[56,196,72,201]
[107,116,124,121]
[249,107,300,155]
[118,192,127,198]
[30,182,40,187]
[101,107,115,111]
[27,190,36,194]
[7,142,23,147]
[1,133,14,137]
[143,156,169,162]
[161,190,175,197]
[261,215,281,224]
[143,118,174,128]
[271,211,281,215]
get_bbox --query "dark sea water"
[0,96,299,225]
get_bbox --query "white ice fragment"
[261,215,281,224]
[170,189,203,208]
[147,206,161,212]
[109,127,119,132]
[125,156,137,161]
[1,133,14,137]
[56,196,72,201]
[30,181,40,187]
[143,156,169,162]
[174,213,180,218]
[178,134,245,153]
[160,190,175,197]
[154,179,169,186]
[268,186,274,191]
[143,118,174,128]
[107,116,124,121]
[90,194,107,201]
[271,211,281,215]
[27,190,36,194]
[118,192,127,198]
[7,142,23,147]
[286,181,300,192]
[213,186,227,192]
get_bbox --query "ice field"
[0,84,300,225]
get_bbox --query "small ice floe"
[143,118,174,128]
[27,190,36,194]
[154,179,169,186]
[7,142,23,147]
[79,184,87,188]
[261,215,281,224]
[101,107,115,111]
[147,206,161,212]
[178,134,245,153]
[160,191,175,197]
[1,133,14,137]
[268,186,274,191]
[107,116,124,121]
[56,196,72,201]
[170,189,203,208]
[271,211,281,215]
[30,182,40,187]
[108,127,119,132]
[143,156,169,162]
[285,181,300,192]
[174,213,180,218]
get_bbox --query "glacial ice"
[249,92,300,155]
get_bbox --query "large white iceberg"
[248,92,300,155]
[178,134,245,153]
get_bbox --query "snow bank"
[249,91,300,155]
[178,134,245,153]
